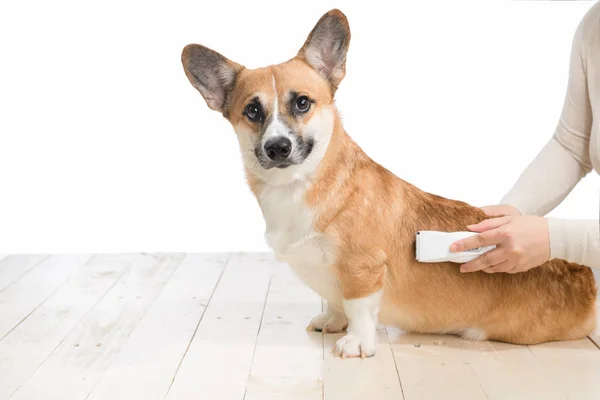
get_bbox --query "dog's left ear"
[297,9,351,93]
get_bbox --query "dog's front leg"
[333,291,382,358]
[331,253,385,359]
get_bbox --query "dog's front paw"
[332,332,375,359]
[306,312,348,333]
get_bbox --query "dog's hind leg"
[306,301,348,333]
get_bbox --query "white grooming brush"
[415,231,495,263]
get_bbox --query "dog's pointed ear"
[181,44,244,115]
[297,9,351,92]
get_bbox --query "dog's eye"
[245,103,261,122]
[295,96,311,113]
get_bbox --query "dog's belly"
[268,231,342,305]
[378,297,473,336]
[377,270,487,337]
[378,296,423,331]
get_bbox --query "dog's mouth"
[255,137,314,170]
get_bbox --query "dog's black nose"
[264,137,292,161]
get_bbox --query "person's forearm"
[547,218,600,268]
[502,13,593,217]
[501,138,589,216]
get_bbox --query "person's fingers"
[481,205,504,217]
[481,204,521,217]
[506,262,536,274]
[460,248,507,273]
[450,229,503,253]
[482,260,515,274]
[467,216,512,232]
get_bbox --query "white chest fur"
[257,180,341,305]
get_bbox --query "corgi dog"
[181,9,597,358]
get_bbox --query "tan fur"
[308,113,597,344]
[228,61,334,130]
[182,10,597,345]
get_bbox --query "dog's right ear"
[181,44,244,115]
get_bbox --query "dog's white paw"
[332,333,375,359]
[306,312,348,333]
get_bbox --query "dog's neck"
[244,108,375,248]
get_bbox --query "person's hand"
[479,204,521,217]
[450,214,551,274]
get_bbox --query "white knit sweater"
[501,1,600,268]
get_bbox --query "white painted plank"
[244,263,323,400]
[0,254,92,339]
[322,326,404,400]
[166,252,273,400]
[387,330,488,400]
[388,329,600,400]
[11,253,185,400]
[0,254,49,292]
[395,331,566,400]
[0,254,136,399]
[87,253,228,400]
[460,340,567,400]
[528,338,600,400]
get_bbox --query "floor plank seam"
[467,362,491,400]
[83,254,188,400]
[526,345,569,400]
[5,254,128,399]
[0,254,51,295]
[387,327,406,400]
[242,276,272,400]
[0,254,96,342]
[588,335,600,350]
[163,253,232,400]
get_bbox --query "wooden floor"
[0,253,598,400]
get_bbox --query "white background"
[0,0,598,254]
